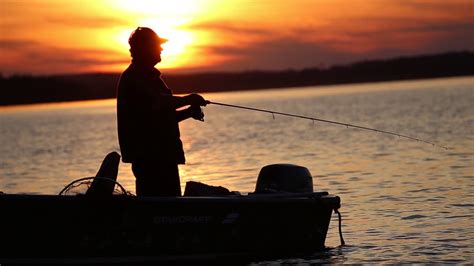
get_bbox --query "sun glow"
[115,0,202,16]
[113,0,209,69]
[137,18,195,68]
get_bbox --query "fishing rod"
[206,100,449,150]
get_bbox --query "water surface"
[1,76,473,264]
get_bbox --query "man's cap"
[128,27,167,48]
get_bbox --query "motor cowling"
[255,164,314,193]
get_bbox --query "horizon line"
[2,50,472,78]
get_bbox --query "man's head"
[128,27,167,65]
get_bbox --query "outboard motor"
[255,164,313,193]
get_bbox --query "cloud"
[403,22,474,33]
[45,15,130,28]
[199,38,355,71]
[188,13,474,55]
[402,0,474,12]
[0,39,128,75]
[0,40,37,49]
[193,22,474,72]
[185,21,272,36]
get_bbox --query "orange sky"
[1,0,473,75]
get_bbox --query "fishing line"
[206,101,449,150]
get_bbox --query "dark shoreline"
[1,51,473,106]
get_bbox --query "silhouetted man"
[117,27,207,197]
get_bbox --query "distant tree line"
[1,51,473,106]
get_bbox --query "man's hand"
[186,94,207,106]
[188,105,205,121]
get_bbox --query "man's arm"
[176,105,204,122]
[159,93,208,109]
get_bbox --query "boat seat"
[184,181,232,196]
[86,151,121,196]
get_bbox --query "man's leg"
[132,162,181,197]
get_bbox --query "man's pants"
[132,162,181,197]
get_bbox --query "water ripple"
[401,214,428,220]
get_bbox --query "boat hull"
[0,193,339,262]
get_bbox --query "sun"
[113,0,206,69]
[138,18,194,67]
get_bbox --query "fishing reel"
[189,105,205,121]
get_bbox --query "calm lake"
[1,76,473,264]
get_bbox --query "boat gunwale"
[0,191,338,201]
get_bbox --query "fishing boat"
[0,152,342,264]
